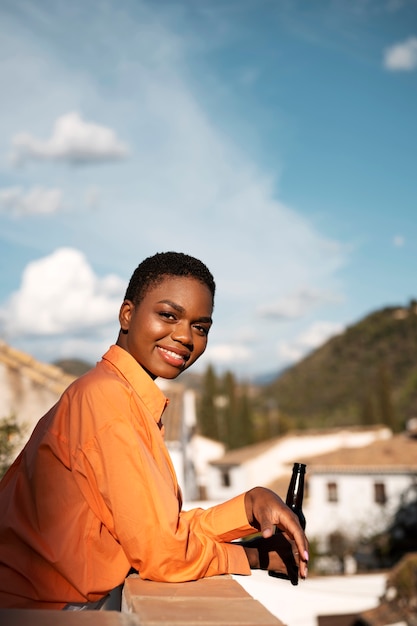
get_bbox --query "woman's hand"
[242,533,303,585]
[243,486,309,583]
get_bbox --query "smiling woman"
[117,254,214,379]
[0,250,309,611]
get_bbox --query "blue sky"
[0,0,416,379]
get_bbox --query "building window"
[327,481,338,502]
[374,482,387,505]
[220,469,231,487]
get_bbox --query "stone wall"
[0,341,75,449]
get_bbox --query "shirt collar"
[101,345,168,424]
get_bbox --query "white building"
[303,431,417,553]
[205,425,417,563]
[156,378,225,502]
[206,426,391,501]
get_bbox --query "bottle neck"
[286,463,306,509]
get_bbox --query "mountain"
[261,300,417,432]
[52,301,417,437]
[53,358,93,377]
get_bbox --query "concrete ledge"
[0,575,286,626]
[123,574,252,599]
[122,574,286,625]
[0,610,140,626]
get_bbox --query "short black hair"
[124,251,216,306]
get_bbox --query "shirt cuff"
[203,493,256,541]
[224,542,251,575]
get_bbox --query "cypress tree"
[197,365,220,441]
[236,383,254,448]
[221,371,237,449]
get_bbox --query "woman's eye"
[160,311,176,320]
[194,324,209,336]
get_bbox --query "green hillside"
[261,301,417,432]
[53,358,93,377]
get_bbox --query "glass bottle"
[285,462,306,530]
[268,462,307,582]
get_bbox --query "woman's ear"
[119,300,134,333]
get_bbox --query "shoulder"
[65,358,133,408]
[58,349,162,439]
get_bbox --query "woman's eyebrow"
[158,299,184,312]
[196,316,213,324]
[158,299,212,324]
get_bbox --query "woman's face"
[117,276,213,379]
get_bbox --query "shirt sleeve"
[72,389,254,582]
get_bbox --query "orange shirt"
[0,345,253,609]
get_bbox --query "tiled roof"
[0,340,76,395]
[210,425,389,467]
[210,436,282,466]
[307,433,417,473]
[266,474,291,499]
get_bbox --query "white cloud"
[0,186,63,215]
[299,321,344,348]
[10,112,129,165]
[205,343,252,365]
[277,342,305,365]
[1,248,125,337]
[393,235,405,247]
[277,321,344,364]
[0,1,349,375]
[383,36,417,71]
[258,287,341,320]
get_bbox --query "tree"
[376,363,396,430]
[221,371,237,449]
[236,383,255,448]
[196,366,256,449]
[387,483,417,564]
[359,393,377,426]
[386,552,417,610]
[197,365,220,441]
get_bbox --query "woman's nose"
[171,322,193,347]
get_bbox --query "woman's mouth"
[157,346,189,368]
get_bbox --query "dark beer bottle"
[268,462,307,582]
[285,462,306,530]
